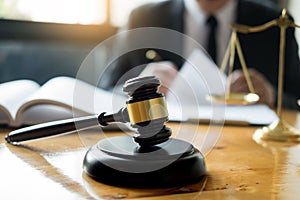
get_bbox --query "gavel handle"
[5,115,100,144]
[5,107,130,144]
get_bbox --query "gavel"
[5,76,172,147]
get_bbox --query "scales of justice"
[209,9,300,142]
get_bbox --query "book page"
[0,110,10,125]
[166,48,227,106]
[0,80,40,125]
[16,76,126,126]
[18,104,80,126]
[166,48,227,123]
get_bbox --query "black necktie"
[206,15,218,63]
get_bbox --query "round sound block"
[83,136,206,187]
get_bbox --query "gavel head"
[123,76,172,147]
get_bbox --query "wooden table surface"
[1,109,300,200]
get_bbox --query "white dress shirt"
[183,0,238,66]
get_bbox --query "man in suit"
[103,0,300,110]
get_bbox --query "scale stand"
[225,9,300,142]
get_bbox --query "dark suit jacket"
[102,0,300,110]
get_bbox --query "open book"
[0,76,126,127]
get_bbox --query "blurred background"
[0,0,297,86]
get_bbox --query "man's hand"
[139,61,178,95]
[230,68,275,108]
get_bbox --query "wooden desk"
[1,110,300,200]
